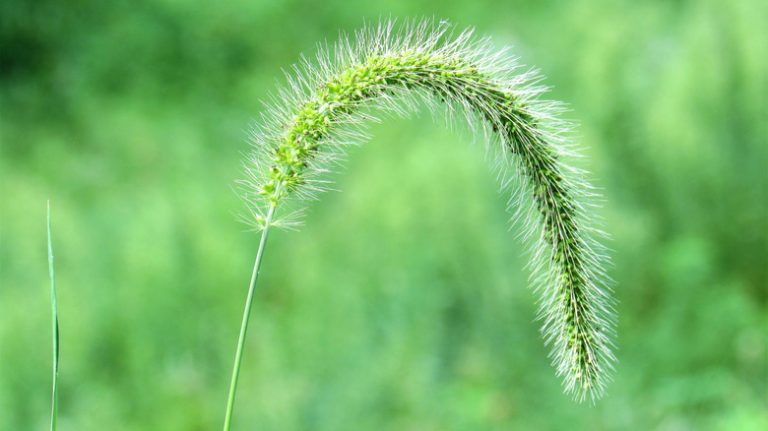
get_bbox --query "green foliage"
[1,0,766,430]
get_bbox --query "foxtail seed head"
[240,19,615,401]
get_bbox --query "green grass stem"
[47,201,59,431]
[222,204,276,431]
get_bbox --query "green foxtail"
[224,19,616,429]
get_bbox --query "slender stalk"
[47,200,59,431]
[222,204,276,431]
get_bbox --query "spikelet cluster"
[240,19,615,401]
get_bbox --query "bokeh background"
[1,0,766,429]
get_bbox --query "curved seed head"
[241,19,616,401]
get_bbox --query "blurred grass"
[1,0,766,429]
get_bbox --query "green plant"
[223,19,615,429]
[47,201,59,431]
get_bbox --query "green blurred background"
[1,0,766,429]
